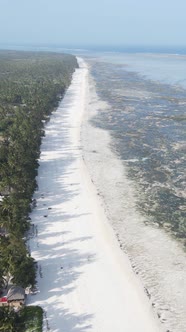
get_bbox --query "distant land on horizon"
[1,43,186,55]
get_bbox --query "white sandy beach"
[28,58,161,332]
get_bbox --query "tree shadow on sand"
[28,86,96,331]
[29,239,95,331]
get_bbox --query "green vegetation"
[0,50,78,329]
[0,306,43,332]
[18,306,43,332]
[0,307,18,332]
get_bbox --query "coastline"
[82,60,186,332]
[28,58,160,331]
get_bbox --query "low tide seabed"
[82,56,186,332]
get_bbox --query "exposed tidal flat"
[82,55,186,332]
[90,60,186,242]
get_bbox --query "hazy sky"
[0,0,186,47]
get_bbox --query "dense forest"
[0,50,78,331]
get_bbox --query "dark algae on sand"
[90,60,186,246]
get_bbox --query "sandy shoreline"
[28,58,160,332]
[82,59,186,332]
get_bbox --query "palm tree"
[0,307,19,332]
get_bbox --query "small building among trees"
[0,286,25,308]
[0,296,7,307]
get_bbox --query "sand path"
[29,59,160,332]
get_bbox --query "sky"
[0,0,186,48]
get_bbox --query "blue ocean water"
[99,52,186,88]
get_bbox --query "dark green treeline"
[0,50,78,289]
